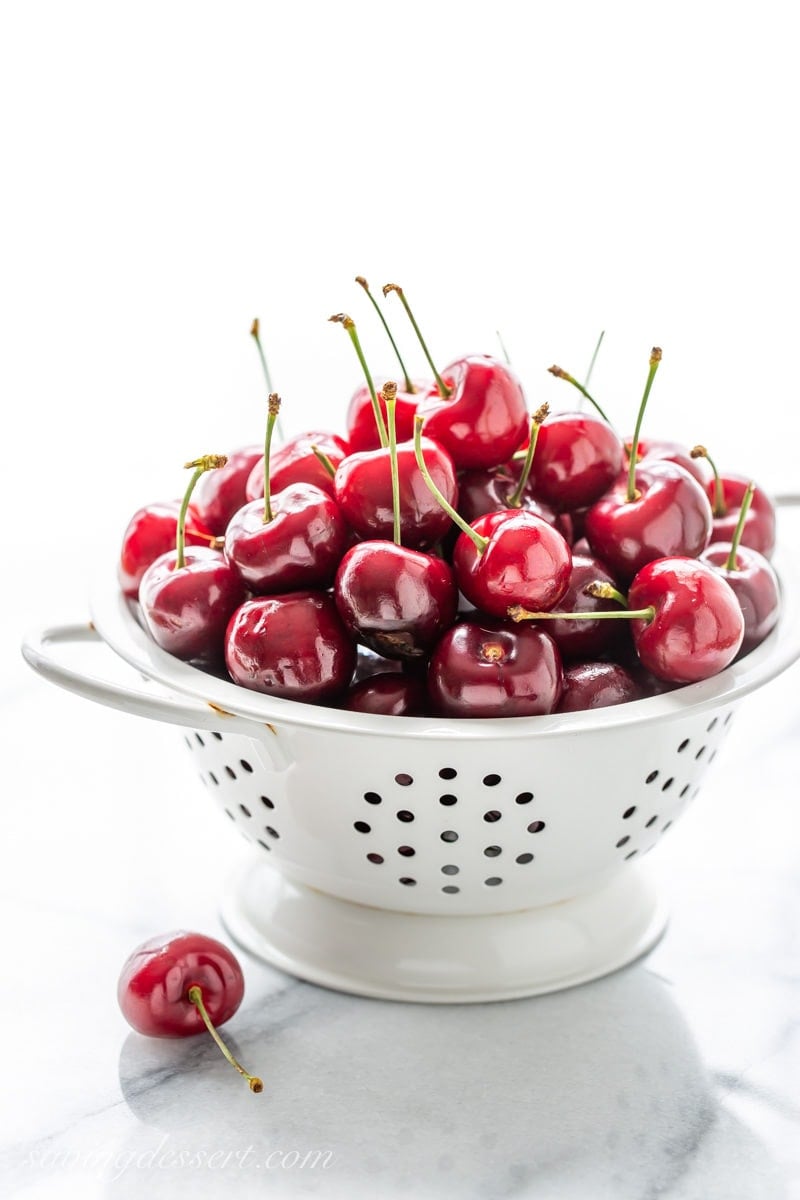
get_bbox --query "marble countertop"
[3,627,800,1200]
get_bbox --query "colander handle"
[21,622,291,767]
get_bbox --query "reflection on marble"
[2,645,800,1198]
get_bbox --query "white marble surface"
[4,624,800,1200]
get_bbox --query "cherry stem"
[262,394,282,523]
[329,314,388,447]
[584,580,629,607]
[725,481,755,571]
[186,529,225,550]
[508,403,549,507]
[176,456,227,570]
[691,444,726,516]
[508,603,656,623]
[186,985,263,1094]
[356,277,415,393]
[626,347,663,503]
[584,330,605,388]
[547,365,614,427]
[383,284,451,399]
[251,319,284,444]
[496,330,511,364]
[383,381,402,546]
[413,416,487,554]
[310,445,337,479]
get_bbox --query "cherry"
[532,553,629,661]
[342,672,428,716]
[118,931,262,1093]
[700,482,780,654]
[531,411,624,511]
[557,661,642,712]
[428,619,563,718]
[245,430,350,502]
[691,446,777,557]
[225,591,356,702]
[225,395,349,592]
[384,283,529,468]
[192,445,264,534]
[119,501,216,599]
[139,457,246,664]
[630,437,709,487]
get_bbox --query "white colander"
[22,530,800,1002]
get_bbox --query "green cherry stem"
[508,603,656,623]
[690,444,726,516]
[355,276,415,393]
[725,481,756,571]
[496,330,511,364]
[383,283,451,399]
[584,330,605,388]
[547,365,614,426]
[186,986,263,1094]
[625,347,662,503]
[507,403,549,507]
[329,313,388,448]
[383,381,402,546]
[310,445,337,479]
[262,394,282,523]
[251,319,284,444]
[176,455,228,570]
[583,580,630,607]
[413,416,487,554]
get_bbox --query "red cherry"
[457,464,559,528]
[335,541,457,660]
[225,591,356,702]
[119,501,214,599]
[345,381,420,453]
[192,445,263,533]
[557,661,642,712]
[627,557,745,682]
[531,411,624,510]
[453,510,573,618]
[531,553,628,661]
[245,430,350,502]
[690,447,777,558]
[342,672,428,716]
[118,930,262,1092]
[140,546,246,664]
[632,437,709,487]
[428,619,563,718]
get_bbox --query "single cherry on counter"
[118,931,263,1093]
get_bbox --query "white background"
[3,0,799,671]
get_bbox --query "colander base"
[220,858,668,1003]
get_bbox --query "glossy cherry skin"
[428,619,563,718]
[192,445,263,533]
[139,547,246,665]
[584,461,713,583]
[533,553,627,661]
[118,931,244,1038]
[632,437,709,487]
[457,465,561,527]
[700,542,780,654]
[342,672,427,716]
[335,542,457,660]
[224,484,348,593]
[531,411,623,511]
[628,557,744,683]
[245,430,350,502]
[453,510,572,618]
[706,474,776,558]
[334,437,458,549]
[119,501,214,599]
[345,379,424,453]
[225,591,355,702]
[557,661,642,713]
[417,355,529,469]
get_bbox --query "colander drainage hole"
[265,825,280,839]
[399,877,417,886]
[515,792,534,804]
[625,850,638,860]
[395,773,414,787]
[707,717,718,732]
[616,836,630,848]
[679,785,690,799]
[485,877,503,886]
[398,845,415,857]
[662,820,673,832]
[261,795,275,809]
[695,745,706,760]
[516,853,534,864]
[623,806,637,819]
[483,774,502,787]
[354,821,371,833]
[257,839,271,851]
[484,810,502,823]
[367,853,384,864]
[645,815,658,828]
[225,765,237,780]
[484,846,502,857]
[439,767,457,780]
[239,804,251,819]
[724,712,733,725]
[678,738,690,753]
[224,809,234,820]
[184,736,192,749]
[439,794,458,806]
[240,759,253,774]
[646,770,659,784]
[212,732,223,741]
[195,733,205,747]
[527,821,546,834]
[661,777,674,792]
[364,791,382,804]
[208,772,219,786]
[442,885,460,894]
[441,830,459,843]
[397,810,415,823]
[442,865,459,875]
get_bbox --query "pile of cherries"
[119,282,781,718]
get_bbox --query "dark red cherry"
[225,484,348,593]
[119,501,214,599]
[428,619,563,718]
[530,553,628,661]
[225,591,355,702]
[140,546,246,665]
[705,473,776,558]
[627,557,744,682]
[584,460,713,583]
[342,672,428,716]
[457,464,559,526]
[531,411,623,510]
[335,541,457,660]
[245,430,350,502]
[700,542,780,654]
[452,510,572,618]
[192,445,263,532]
[417,355,529,469]
[556,661,642,712]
